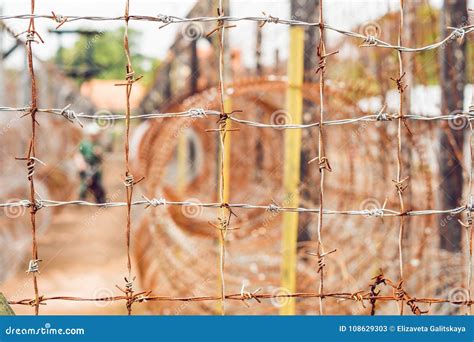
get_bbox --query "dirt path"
[2,154,148,315]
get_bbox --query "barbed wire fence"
[1,0,474,315]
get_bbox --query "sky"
[0,0,462,69]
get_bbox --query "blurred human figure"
[75,123,106,203]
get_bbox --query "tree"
[438,0,468,252]
[55,28,154,84]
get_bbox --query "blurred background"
[0,0,473,315]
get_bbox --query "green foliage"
[56,28,157,84]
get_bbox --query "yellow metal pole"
[222,98,232,203]
[216,97,232,315]
[177,130,187,195]
[280,26,304,315]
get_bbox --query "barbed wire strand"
[395,0,407,316]
[118,0,144,316]
[23,0,41,316]
[3,197,472,218]
[315,0,329,315]
[4,104,474,129]
[465,101,474,314]
[123,0,134,316]
[213,0,237,316]
[1,262,463,314]
[0,13,472,53]
[5,277,472,313]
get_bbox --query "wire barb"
[26,259,42,275]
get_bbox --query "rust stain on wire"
[18,0,43,316]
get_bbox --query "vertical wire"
[316,0,327,315]
[122,0,142,315]
[26,0,40,316]
[396,0,406,316]
[216,0,229,315]
[466,108,474,314]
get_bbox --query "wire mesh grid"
[1,0,474,315]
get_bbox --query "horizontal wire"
[0,13,472,52]
[1,105,473,129]
[0,197,469,218]
[8,291,471,307]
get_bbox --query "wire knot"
[16,156,46,181]
[308,156,332,172]
[266,203,281,214]
[349,291,367,308]
[26,259,42,275]
[51,11,68,29]
[467,196,474,212]
[406,299,428,315]
[156,14,174,28]
[157,14,173,24]
[189,108,207,118]
[26,296,45,307]
[363,35,378,46]
[124,174,134,187]
[126,70,135,82]
[33,199,45,211]
[449,26,465,41]
[124,276,135,292]
[240,283,262,307]
[392,177,409,194]
[53,13,64,23]
[58,104,84,127]
[260,12,279,27]
[143,195,167,208]
[391,72,408,94]
[25,32,36,43]
[393,280,406,300]
[367,208,384,218]
[376,112,390,121]
[308,249,336,273]
[133,291,152,303]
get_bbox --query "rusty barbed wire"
[393,0,407,316]
[2,105,474,127]
[113,0,145,315]
[0,13,472,52]
[1,2,473,316]
[312,0,333,315]
[462,100,474,314]
[5,286,471,314]
[213,0,233,316]
[18,0,43,316]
